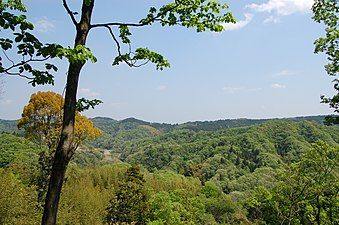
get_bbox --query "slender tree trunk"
[316,195,321,225]
[41,1,94,225]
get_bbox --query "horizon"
[0,114,329,125]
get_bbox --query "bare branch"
[105,26,123,56]
[92,22,142,28]
[62,0,78,26]
[104,26,151,68]
[105,26,153,68]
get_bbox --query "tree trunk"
[41,1,94,224]
[316,195,321,225]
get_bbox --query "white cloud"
[274,69,298,76]
[263,16,281,24]
[79,88,100,97]
[271,83,286,89]
[222,13,253,31]
[34,17,55,33]
[247,0,314,16]
[156,85,167,91]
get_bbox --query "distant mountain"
[90,115,327,133]
[1,115,338,196]
[0,115,330,149]
[177,115,328,131]
[0,119,21,134]
[117,120,339,190]
[87,115,330,150]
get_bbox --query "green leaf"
[76,98,103,112]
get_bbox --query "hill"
[0,115,338,224]
[1,115,329,150]
[0,119,20,134]
[88,115,328,149]
[117,120,338,193]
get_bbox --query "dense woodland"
[0,116,338,224]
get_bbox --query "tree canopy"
[18,91,101,150]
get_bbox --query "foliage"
[0,119,21,134]
[0,132,337,224]
[18,91,102,149]
[18,91,64,148]
[0,1,99,87]
[16,91,101,206]
[58,169,109,225]
[76,98,103,112]
[116,120,338,182]
[313,0,339,124]
[0,0,62,86]
[89,116,329,150]
[247,141,339,224]
[0,133,40,167]
[0,169,40,225]
[71,147,104,167]
[105,165,150,225]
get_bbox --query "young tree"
[105,165,149,225]
[2,0,236,224]
[18,91,101,205]
[18,91,101,150]
[313,0,339,125]
[44,1,235,224]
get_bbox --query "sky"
[0,0,335,123]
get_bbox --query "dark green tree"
[105,165,149,225]
[312,0,339,125]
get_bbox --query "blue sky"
[0,0,335,123]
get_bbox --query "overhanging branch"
[90,3,179,29]
[3,56,51,73]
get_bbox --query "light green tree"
[313,0,339,125]
[0,169,40,225]
[105,165,150,225]
[248,141,339,224]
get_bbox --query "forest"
[0,113,338,224]
[0,0,338,224]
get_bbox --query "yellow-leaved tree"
[18,91,101,204]
[18,91,101,150]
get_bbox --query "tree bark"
[316,195,321,225]
[41,1,94,224]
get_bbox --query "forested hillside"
[88,115,328,149]
[0,119,21,134]
[0,116,338,224]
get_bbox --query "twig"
[2,49,15,66]
[62,0,78,26]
